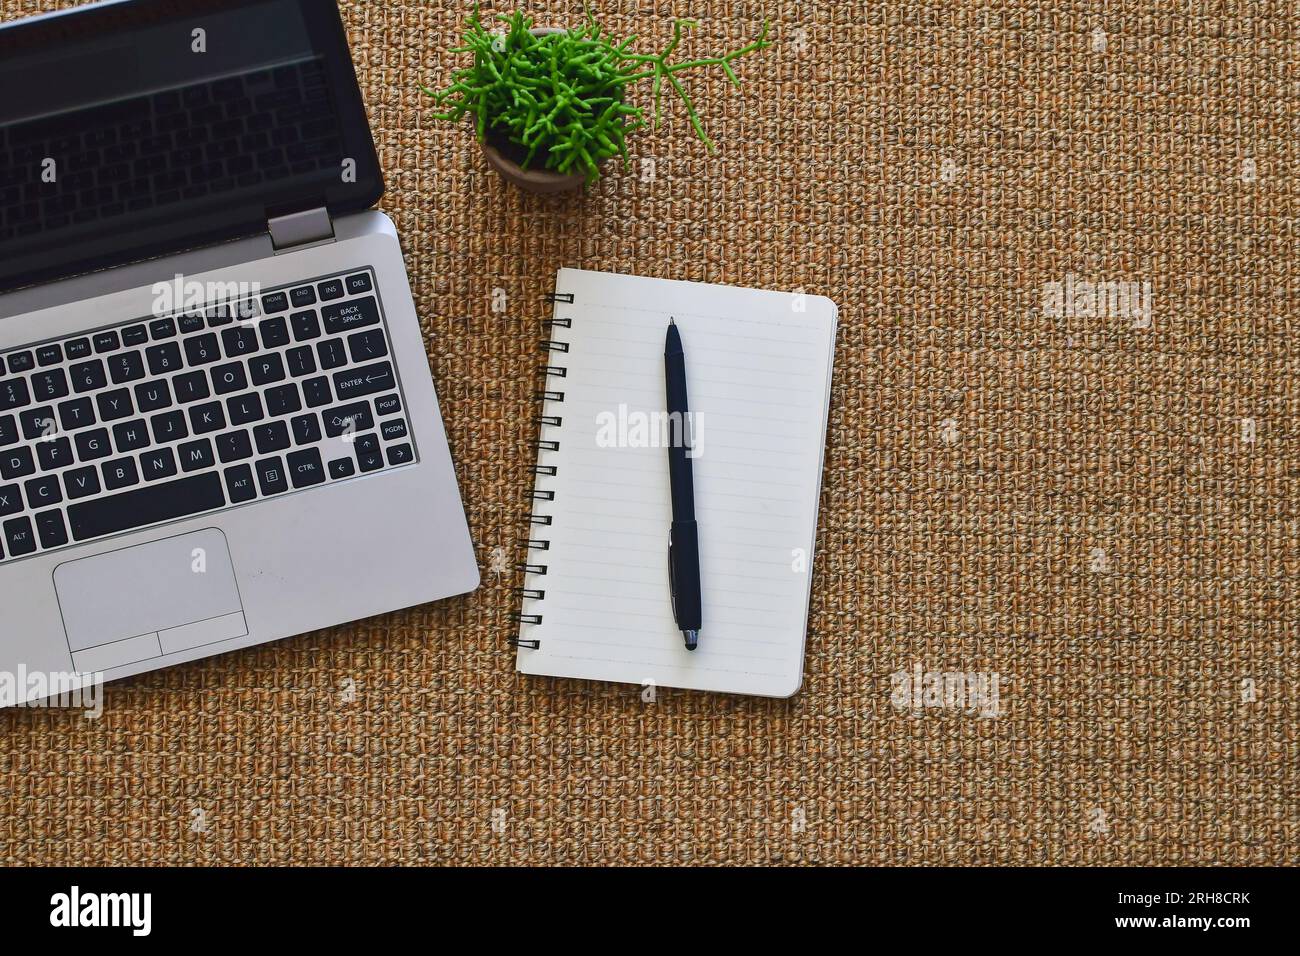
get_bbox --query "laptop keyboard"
[0,268,416,562]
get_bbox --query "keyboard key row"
[2,277,373,373]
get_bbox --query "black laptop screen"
[0,0,383,293]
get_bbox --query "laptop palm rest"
[53,528,247,674]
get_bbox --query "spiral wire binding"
[508,292,573,650]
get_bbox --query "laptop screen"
[0,0,383,293]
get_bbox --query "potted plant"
[421,8,772,193]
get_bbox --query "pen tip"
[669,317,675,326]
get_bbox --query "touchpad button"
[54,528,247,672]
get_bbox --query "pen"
[665,318,702,650]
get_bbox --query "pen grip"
[669,519,702,630]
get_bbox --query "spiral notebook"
[514,269,838,697]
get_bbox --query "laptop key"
[290,310,321,341]
[316,338,346,369]
[140,447,178,481]
[135,380,172,413]
[253,420,290,454]
[249,352,285,386]
[24,474,62,507]
[287,447,325,487]
[332,360,394,401]
[345,272,373,295]
[35,437,74,471]
[322,402,373,438]
[20,408,55,440]
[75,428,111,461]
[0,379,30,410]
[215,430,253,463]
[386,443,413,466]
[146,342,183,375]
[67,472,225,541]
[101,456,140,490]
[173,439,211,472]
[149,317,177,339]
[35,510,68,549]
[189,401,226,434]
[108,351,145,384]
[65,338,92,359]
[71,359,108,393]
[6,351,34,374]
[64,466,101,500]
[212,361,248,394]
[259,316,290,349]
[290,286,317,307]
[302,376,331,407]
[328,457,355,479]
[0,483,20,515]
[184,332,221,365]
[151,410,187,443]
[286,345,316,377]
[347,328,387,362]
[113,419,150,453]
[31,369,69,401]
[121,325,148,347]
[255,456,288,495]
[321,297,379,335]
[225,464,256,503]
[221,326,259,357]
[291,413,321,445]
[317,277,345,300]
[93,331,120,353]
[0,416,14,447]
[58,397,96,431]
[380,418,408,442]
[36,344,63,366]
[260,291,289,313]
[374,394,401,417]
[96,388,134,422]
[173,371,210,403]
[4,516,36,556]
[226,392,264,426]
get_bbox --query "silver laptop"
[0,0,478,706]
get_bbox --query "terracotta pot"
[477,27,594,194]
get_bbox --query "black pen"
[665,318,702,650]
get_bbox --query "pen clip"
[667,533,678,624]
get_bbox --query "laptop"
[0,0,479,706]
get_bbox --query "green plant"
[421,7,771,183]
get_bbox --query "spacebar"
[68,473,226,542]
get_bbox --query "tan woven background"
[1,0,1296,865]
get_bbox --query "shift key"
[333,361,395,400]
[321,296,380,334]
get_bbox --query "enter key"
[332,361,394,401]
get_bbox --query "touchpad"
[53,528,247,673]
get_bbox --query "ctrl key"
[287,448,325,488]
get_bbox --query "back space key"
[67,473,226,541]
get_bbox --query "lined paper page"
[516,269,837,697]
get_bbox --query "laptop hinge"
[268,207,335,251]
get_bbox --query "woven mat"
[1,0,1296,866]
